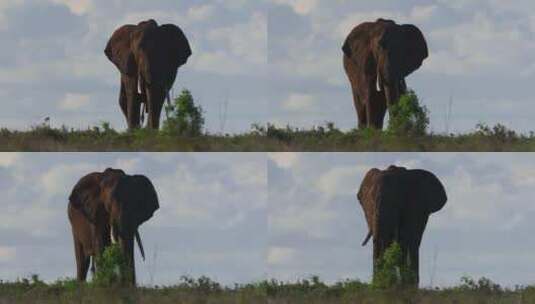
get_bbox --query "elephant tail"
[135,230,146,261]
[362,231,372,246]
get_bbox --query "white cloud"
[0,0,24,30]
[0,153,20,167]
[282,93,316,112]
[231,161,267,189]
[58,93,90,111]
[267,246,296,265]
[40,163,94,198]
[315,166,363,199]
[268,153,299,169]
[0,247,16,262]
[196,11,266,74]
[426,12,535,76]
[51,0,94,15]
[272,0,318,15]
[186,4,215,21]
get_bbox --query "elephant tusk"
[110,226,117,244]
[376,75,382,92]
[135,230,145,261]
[137,77,142,94]
[362,231,372,246]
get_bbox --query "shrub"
[459,276,503,294]
[372,242,416,289]
[387,90,429,136]
[92,244,129,287]
[475,123,517,141]
[162,90,204,136]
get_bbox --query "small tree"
[162,89,205,136]
[372,242,416,289]
[387,90,429,136]
[93,244,129,287]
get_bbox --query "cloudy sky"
[268,0,535,133]
[2,1,535,134]
[268,152,535,288]
[0,153,267,286]
[0,0,267,133]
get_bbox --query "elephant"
[105,19,192,129]
[67,168,159,285]
[342,19,428,129]
[356,165,446,285]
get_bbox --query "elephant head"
[357,165,446,285]
[375,19,428,107]
[105,19,192,129]
[68,168,159,285]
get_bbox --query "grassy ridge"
[2,275,535,304]
[0,122,534,152]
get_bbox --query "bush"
[475,123,517,141]
[92,244,129,287]
[459,276,503,294]
[387,90,429,136]
[162,90,204,136]
[372,242,416,289]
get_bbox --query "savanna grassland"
[2,91,532,152]
[0,121,534,152]
[1,275,535,304]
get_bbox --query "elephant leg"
[119,78,128,119]
[146,89,165,130]
[90,256,96,278]
[370,91,387,129]
[74,240,90,282]
[404,213,429,286]
[122,74,141,129]
[344,57,368,129]
[408,242,420,285]
[119,237,137,285]
[399,78,407,96]
[350,88,367,129]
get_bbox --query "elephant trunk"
[166,91,171,107]
[119,236,136,286]
[362,230,372,246]
[384,81,400,109]
[135,230,146,261]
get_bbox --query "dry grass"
[0,122,533,151]
[2,276,535,304]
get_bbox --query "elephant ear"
[342,36,353,58]
[69,172,103,223]
[411,169,447,214]
[104,24,139,75]
[114,174,159,230]
[399,24,428,76]
[159,24,192,68]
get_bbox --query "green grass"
[2,275,535,304]
[1,121,535,151]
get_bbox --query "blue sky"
[268,153,535,288]
[1,1,535,133]
[0,153,267,286]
